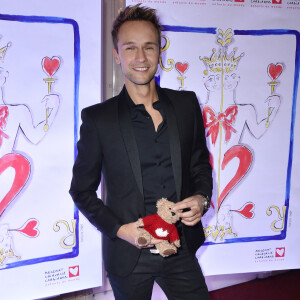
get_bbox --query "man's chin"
[126,77,156,87]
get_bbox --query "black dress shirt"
[126,91,177,216]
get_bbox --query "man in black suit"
[70,4,212,300]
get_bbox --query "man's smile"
[132,67,150,71]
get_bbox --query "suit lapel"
[117,87,144,198]
[157,86,182,202]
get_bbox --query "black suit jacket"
[70,85,212,277]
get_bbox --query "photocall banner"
[0,0,102,299]
[126,0,300,276]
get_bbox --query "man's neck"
[125,80,158,108]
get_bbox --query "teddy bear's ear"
[156,197,169,209]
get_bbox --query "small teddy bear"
[135,198,182,257]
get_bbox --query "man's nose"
[135,48,146,62]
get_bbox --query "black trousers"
[108,239,210,300]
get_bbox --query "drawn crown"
[200,29,244,75]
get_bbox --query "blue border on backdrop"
[161,25,299,246]
[0,13,80,269]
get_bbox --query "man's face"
[113,20,160,88]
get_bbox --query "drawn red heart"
[267,63,283,81]
[42,56,61,77]
[15,218,39,237]
[0,153,30,217]
[175,62,189,75]
[218,145,252,210]
[233,202,255,219]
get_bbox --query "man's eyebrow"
[122,41,135,46]
[145,42,158,45]
[121,41,158,47]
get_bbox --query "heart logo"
[15,218,39,237]
[42,56,61,77]
[218,145,252,210]
[175,62,189,75]
[69,266,79,277]
[155,228,169,237]
[233,202,255,219]
[275,247,285,257]
[267,63,283,81]
[0,154,30,217]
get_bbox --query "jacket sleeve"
[190,94,213,200]
[69,108,122,239]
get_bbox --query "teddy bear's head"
[156,198,181,224]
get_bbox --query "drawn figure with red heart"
[199,29,282,242]
[0,219,39,266]
[0,54,60,218]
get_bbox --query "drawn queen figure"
[0,40,60,218]
[200,29,281,242]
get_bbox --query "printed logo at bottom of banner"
[254,247,285,263]
[44,266,80,286]
[275,247,285,257]
[69,265,80,277]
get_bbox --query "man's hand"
[172,195,205,226]
[117,221,161,249]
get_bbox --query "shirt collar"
[125,87,162,111]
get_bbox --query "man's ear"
[113,48,120,65]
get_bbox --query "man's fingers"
[181,217,201,226]
[179,209,197,218]
[181,212,201,222]
[173,199,196,211]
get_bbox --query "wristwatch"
[200,194,211,214]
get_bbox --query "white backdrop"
[0,1,103,299]
[126,0,300,276]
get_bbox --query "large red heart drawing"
[267,63,283,81]
[175,62,189,75]
[42,56,61,77]
[218,145,252,210]
[0,153,30,217]
[15,218,39,237]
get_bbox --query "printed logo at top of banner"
[234,0,245,2]
[69,265,79,277]
[275,247,285,257]
[272,0,282,3]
